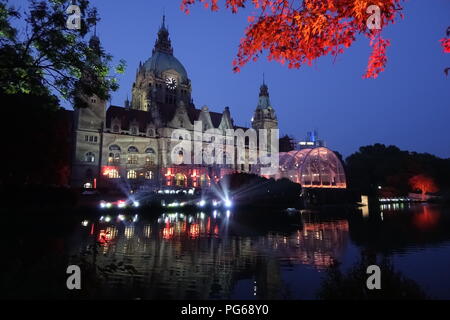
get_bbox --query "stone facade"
[71,17,279,190]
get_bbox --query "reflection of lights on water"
[124,226,134,239]
[81,220,89,227]
[200,212,205,220]
[380,212,384,221]
[144,225,152,238]
[213,210,217,218]
[133,214,138,222]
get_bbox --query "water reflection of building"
[74,211,350,299]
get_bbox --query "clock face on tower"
[165,77,177,90]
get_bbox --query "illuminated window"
[84,182,92,189]
[127,170,137,179]
[108,153,114,164]
[85,152,95,163]
[145,156,155,165]
[108,169,119,179]
[145,171,153,180]
[127,155,138,164]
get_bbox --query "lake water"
[64,203,450,299]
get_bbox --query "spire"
[153,14,173,55]
[257,78,271,109]
[88,30,101,63]
[259,78,269,98]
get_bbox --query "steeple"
[153,14,173,55]
[257,77,271,109]
[252,77,278,130]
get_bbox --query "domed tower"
[131,15,192,111]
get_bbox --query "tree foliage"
[0,0,125,108]
[409,174,438,200]
[345,143,450,196]
[181,0,405,78]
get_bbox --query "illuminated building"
[70,16,278,189]
[278,147,347,188]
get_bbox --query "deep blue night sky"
[11,0,450,158]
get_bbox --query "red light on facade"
[102,166,118,176]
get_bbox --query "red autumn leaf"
[440,38,450,53]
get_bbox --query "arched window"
[109,145,121,151]
[145,147,155,154]
[108,152,120,164]
[127,170,137,179]
[128,146,139,153]
[145,171,153,180]
[148,128,155,137]
[113,125,120,133]
[85,152,95,163]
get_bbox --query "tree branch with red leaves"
[181,0,406,78]
[441,26,450,76]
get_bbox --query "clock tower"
[131,15,192,111]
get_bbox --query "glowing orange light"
[189,223,200,239]
[163,222,174,240]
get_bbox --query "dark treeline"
[345,144,450,197]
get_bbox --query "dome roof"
[143,51,188,81]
